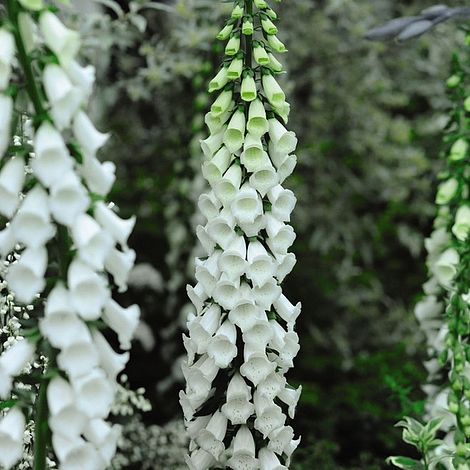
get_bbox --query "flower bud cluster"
[0,3,140,468]
[180,1,301,468]
[412,53,470,467]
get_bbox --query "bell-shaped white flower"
[0,156,25,217]
[32,121,73,187]
[452,205,470,241]
[0,339,34,377]
[205,109,233,135]
[201,127,226,158]
[49,171,90,227]
[241,134,270,172]
[202,146,232,184]
[258,372,286,400]
[208,66,230,93]
[187,282,209,314]
[39,11,80,64]
[433,248,460,287]
[227,425,258,470]
[104,247,136,293]
[277,385,302,419]
[48,376,88,437]
[72,213,114,270]
[57,340,99,378]
[240,342,276,386]
[52,434,105,469]
[83,419,120,465]
[196,225,217,255]
[268,118,297,154]
[68,259,110,320]
[94,201,136,248]
[227,57,243,80]
[43,64,82,129]
[262,74,286,109]
[198,191,222,221]
[92,329,129,380]
[253,391,286,438]
[268,185,297,222]
[0,408,25,470]
[238,214,266,238]
[268,425,295,455]
[252,278,282,310]
[189,304,222,354]
[277,331,300,369]
[195,252,221,296]
[6,246,47,303]
[73,110,109,157]
[229,295,265,333]
[435,178,458,205]
[275,252,296,283]
[265,214,296,254]
[185,448,217,470]
[258,447,287,470]
[273,293,301,325]
[240,73,257,102]
[64,60,95,101]
[12,185,55,248]
[0,95,13,159]
[213,273,241,310]
[214,164,242,206]
[0,29,15,90]
[73,368,115,418]
[249,162,279,197]
[102,298,140,350]
[211,89,233,116]
[247,98,268,136]
[276,153,297,183]
[218,235,247,281]
[194,410,228,460]
[253,43,270,66]
[243,319,273,348]
[0,225,16,257]
[231,183,263,225]
[223,109,246,153]
[267,52,283,72]
[207,320,238,368]
[206,208,237,249]
[80,154,116,196]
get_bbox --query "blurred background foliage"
[69,0,466,467]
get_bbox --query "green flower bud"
[242,17,254,35]
[225,35,241,56]
[240,74,257,102]
[231,4,244,19]
[464,96,470,112]
[254,0,268,8]
[227,57,243,80]
[450,138,468,161]
[452,206,470,242]
[436,178,458,205]
[209,66,229,93]
[217,23,234,41]
[261,17,278,35]
[447,75,461,88]
[267,34,287,53]
[253,44,270,65]
[267,52,283,72]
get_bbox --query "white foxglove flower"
[0,29,15,90]
[240,342,276,386]
[241,134,269,172]
[207,320,238,368]
[6,246,47,303]
[452,205,470,241]
[52,434,105,470]
[433,248,460,287]
[274,293,302,325]
[32,121,73,187]
[80,154,116,196]
[205,109,233,134]
[208,66,230,93]
[202,145,232,184]
[39,11,80,64]
[265,213,296,254]
[249,162,279,196]
[240,73,257,102]
[196,225,217,255]
[68,258,110,320]
[57,340,99,378]
[0,156,25,217]
[206,209,237,249]
[231,183,263,225]
[258,372,286,401]
[0,339,34,377]
[227,425,258,470]
[102,298,140,350]
[71,213,113,270]
[268,118,298,154]
[188,303,222,354]
[195,252,221,296]
[224,109,246,153]
[243,319,273,347]
[252,278,282,310]
[262,74,286,109]
[214,164,242,206]
[94,201,136,248]
[247,99,268,136]
[185,448,217,470]
[201,127,226,158]
[64,61,95,101]
[43,64,82,129]
[195,410,227,460]
[211,90,233,116]
[0,94,13,159]
[278,385,302,419]
[0,224,16,257]
[73,110,109,157]
[0,408,25,470]
[198,191,222,221]
[229,296,264,333]
[221,373,254,425]
[275,252,297,283]
[104,247,136,293]
[258,447,287,470]
[212,274,241,310]
[268,425,295,455]
[187,282,209,314]
[253,391,286,438]
[218,235,247,280]
[49,171,90,226]
[91,329,129,380]
[268,185,297,222]
[73,369,115,419]
[83,419,120,465]
[12,185,56,247]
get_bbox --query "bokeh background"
[70,0,466,467]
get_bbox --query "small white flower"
[201,127,226,158]
[433,248,460,287]
[0,29,15,90]
[221,374,254,425]
[71,213,114,270]
[80,154,116,196]
[274,252,297,283]
[268,118,297,155]
[218,235,247,281]
[68,258,110,320]
[84,419,120,465]
[52,434,105,470]
[277,385,302,419]
[185,448,217,470]
[208,66,230,93]
[49,171,90,227]
[231,183,263,225]
[265,214,296,254]
[249,162,279,197]
[198,191,222,221]
[252,278,282,310]
[207,320,238,368]
[212,274,241,310]
[213,164,242,206]
[227,57,243,80]
[63,61,95,101]
[257,372,286,400]
[262,74,286,109]
[227,425,258,470]
[73,110,109,157]
[205,108,233,135]
[238,214,266,238]
[253,391,286,438]
[0,94,13,159]
[91,329,129,380]
[223,109,246,153]
[57,340,99,378]
[196,225,217,255]
[43,64,82,129]
[452,205,470,241]
[240,342,276,386]
[243,319,273,347]
[210,90,233,117]
[268,425,295,455]
[247,98,268,136]
[202,146,232,184]
[194,410,228,460]
[187,282,209,314]
[6,246,47,303]
[94,201,136,248]
[268,185,297,222]
[188,303,222,354]
[0,408,25,470]
[32,121,73,187]
[258,447,287,470]
[39,11,80,64]
[0,156,25,218]
[241,134,270,172]
[102,298,140,350]
[206,208,237,249]
[195,252,221,296]
[104,247,136,293]
[240,74,257,102]
[0,338,35,376]
[228,291,264,333]
[12,185,56,248]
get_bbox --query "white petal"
[73,111,109,157]
[102,298,140,350]
[0,156,25,217]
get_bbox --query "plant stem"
[33,379,49,470]
[245,0,253,68]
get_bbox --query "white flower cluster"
[0,5,139,469]
[413,134,470,465]
[181,1,302,468]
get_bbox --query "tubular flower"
[0,2,139,468]
[181,0,301,467]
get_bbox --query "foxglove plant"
[181,0,302,468]
[387,30,470,470]
[0,1,139,469]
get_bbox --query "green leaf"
[0,399,17,410]
[386,456,425,469]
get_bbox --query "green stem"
[33,379,49,470]
[245,0,253,68]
